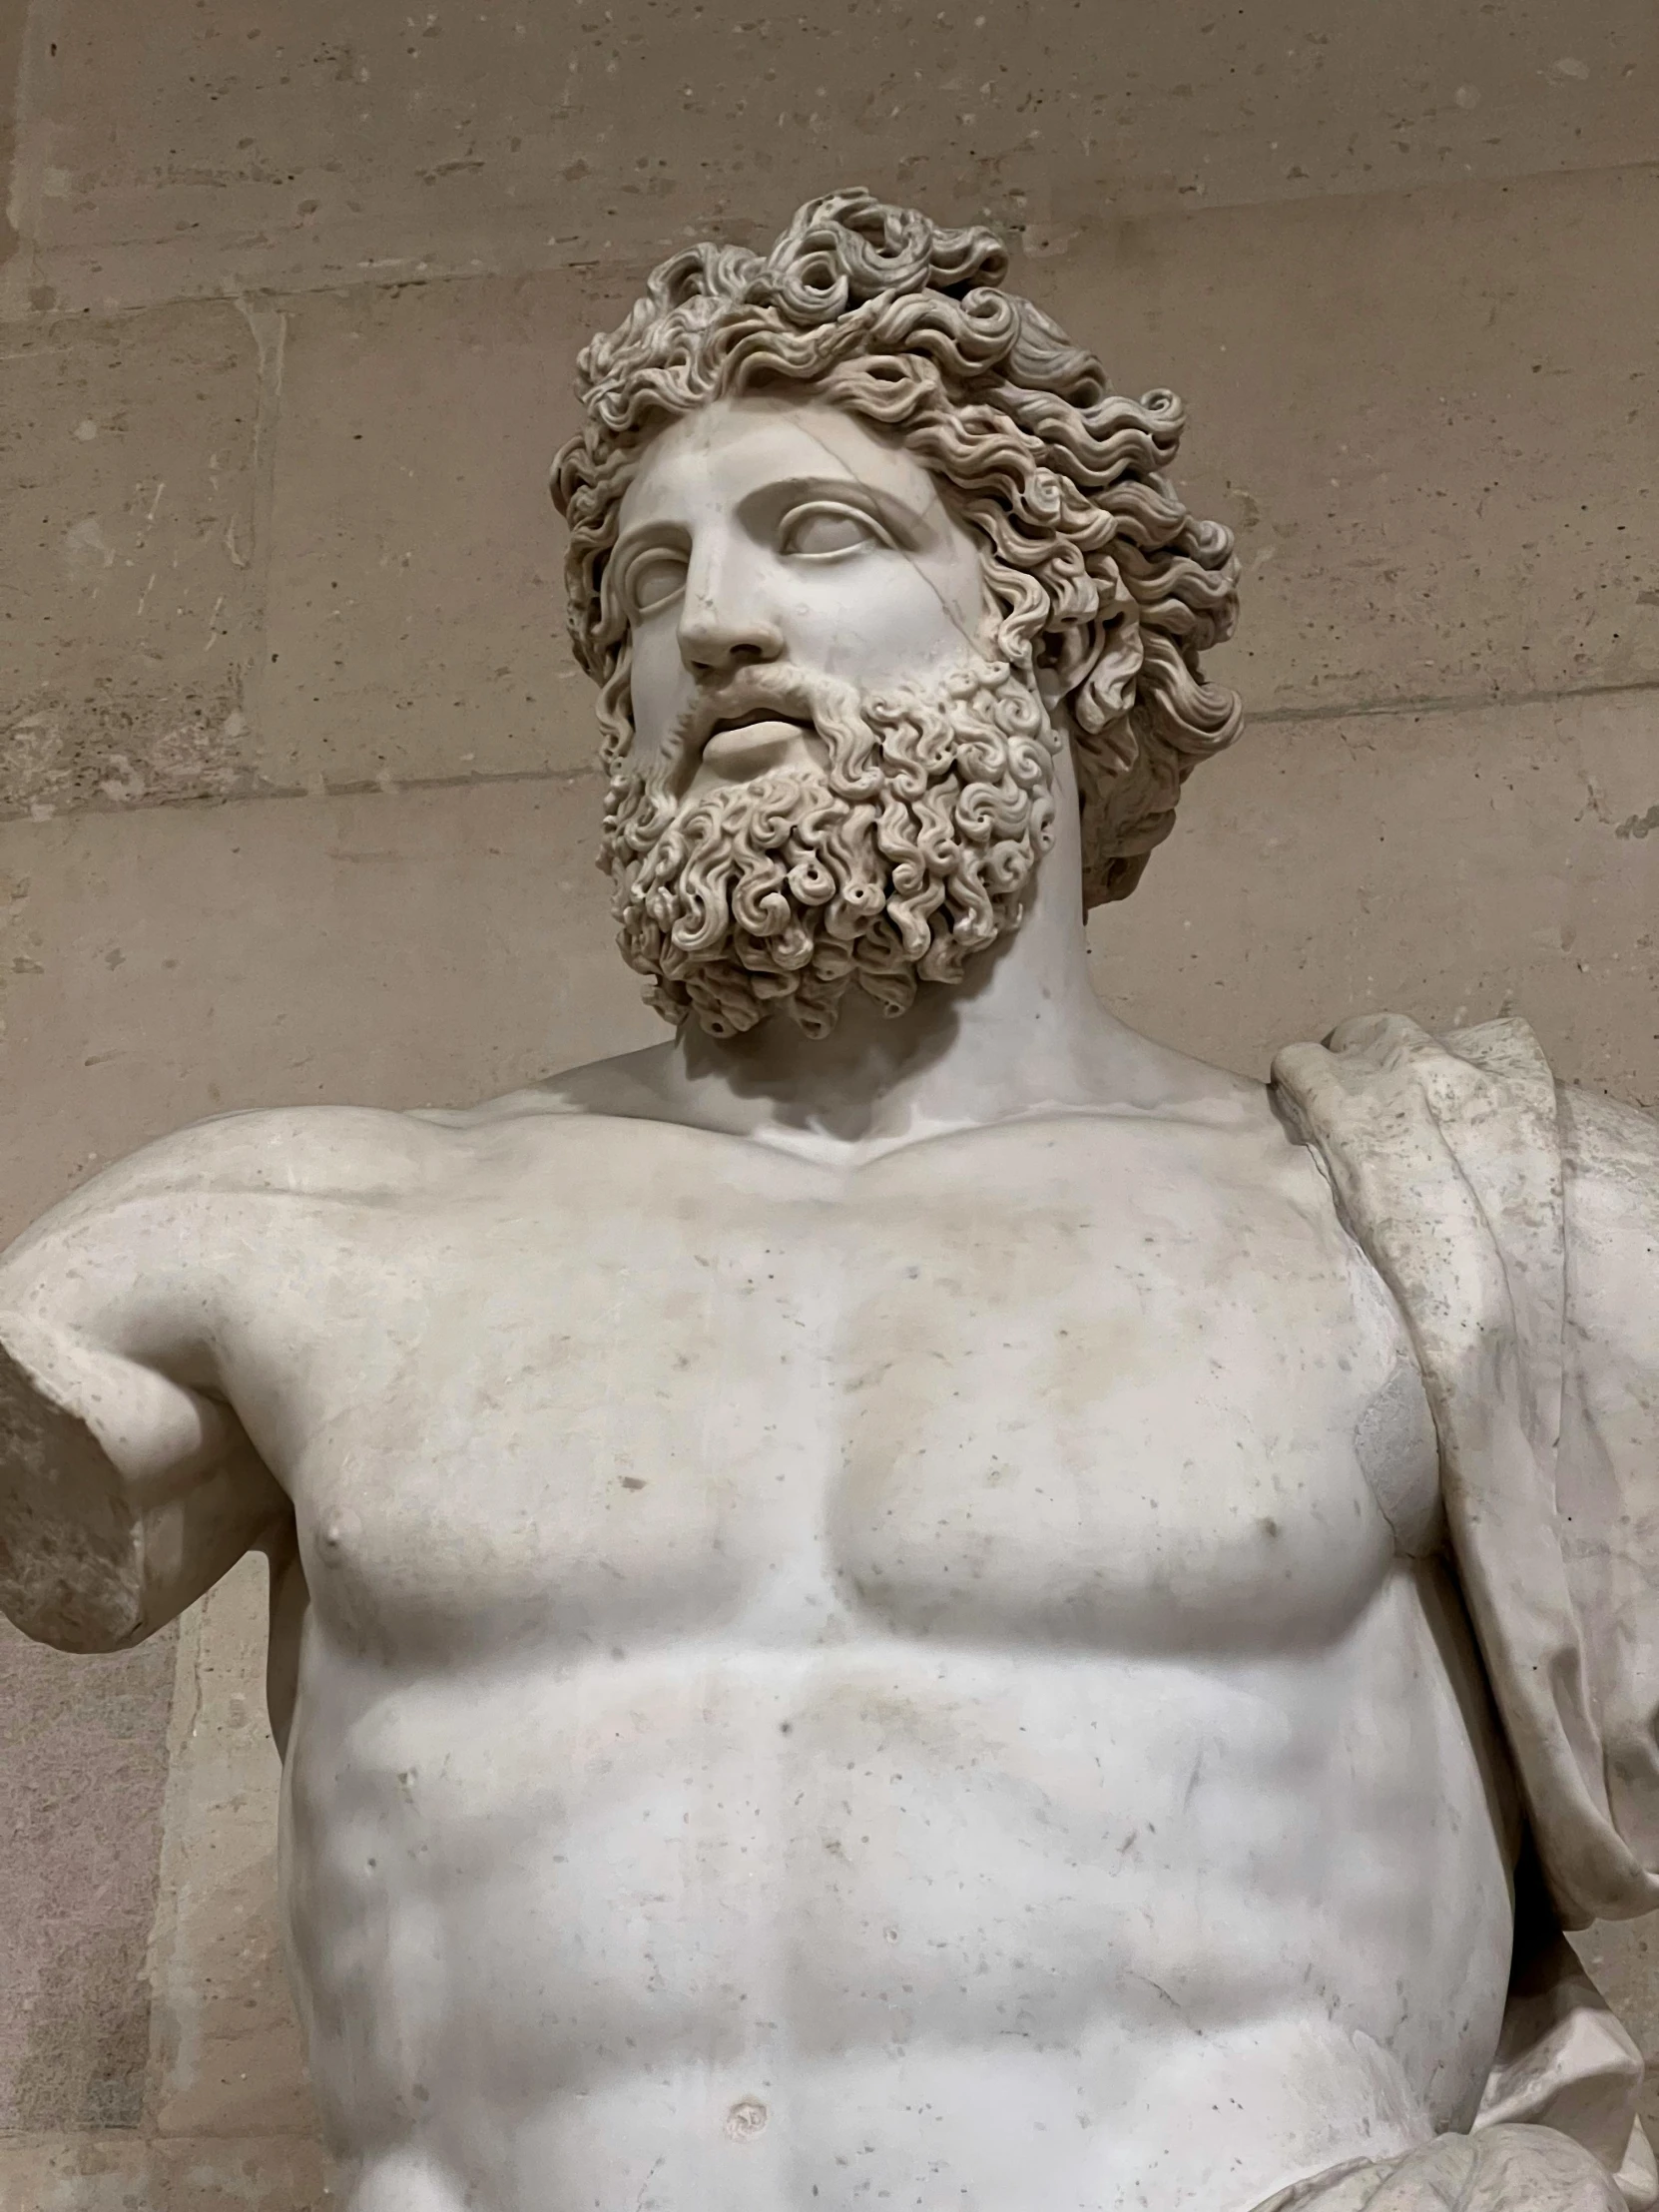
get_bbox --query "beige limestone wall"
[1,4,1655,2204]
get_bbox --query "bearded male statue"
[4,192,1659,2212]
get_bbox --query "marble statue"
[2,191,1657,2212]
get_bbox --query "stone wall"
[1,3,1655,2203]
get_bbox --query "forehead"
[616,394,944,532]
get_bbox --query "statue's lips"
[698,714,817,778]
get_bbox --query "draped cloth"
[1270,1015,1659,2211]
[1249,2123,1625,2210]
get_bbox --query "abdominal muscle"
[283,1563,1514,2212]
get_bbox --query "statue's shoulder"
[1,1102,466,1283]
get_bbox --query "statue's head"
[552,190,1242,1039]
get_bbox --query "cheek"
[805,558,990,685]
[620,624,682,761]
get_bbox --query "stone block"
[5,0,1656,313]
[147,1558,313,2140]
[0,299,264,818]
[4,171,1654,811]
[245,166,1659,795]
[1038,165,1659,717]
[0,2132,336,2209]
[0,1621,176,2131]
[0,773,658,1246]
[1091,684,1659,1106]
[256,268,635,793]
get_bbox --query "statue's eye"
[779,503,888,559]
[623,549,688,615]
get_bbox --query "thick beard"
[600,657,1062,1040]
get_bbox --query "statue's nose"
[678,607,786,677]
[678,544,786,674]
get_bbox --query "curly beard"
[599,656,1063,1040]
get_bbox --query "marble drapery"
[1275,1014,1659,2209]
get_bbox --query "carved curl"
[552,189,1243,906]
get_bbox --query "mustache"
[667,667,859,765]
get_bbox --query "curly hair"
[551,189,1242,907]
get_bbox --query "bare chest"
[249,1118,1433,1663]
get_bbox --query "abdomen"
[279,1564,1512,2201]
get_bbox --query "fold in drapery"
[1272,1014,1659,2209]
[1248,2122,1626,2209]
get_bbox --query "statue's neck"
[661,815,1164,1153]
